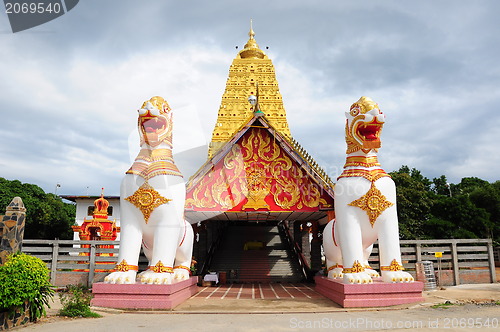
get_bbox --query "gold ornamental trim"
[125,182,172,223]
[115,259,138,272]
[174,265,191,272]
[342,260,365,274]
[337,168,390,182]
[187,129,332,211]
[135,148,174,162]
[343,156,381,168]
[149,261,174,273]
[380,259,404,272]
[348,181,394,227]
[126,160,182,180]
[327,264,343,272]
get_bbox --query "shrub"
[58,285,101,318]
[0,252,54,321]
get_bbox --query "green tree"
[432,175,453,196]
[390,166,433,239]
[429,195,492,239]
[390,168,499,243]
[0,178,75,239]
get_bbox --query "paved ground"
[191,283,321,300]
[16,283,500,332]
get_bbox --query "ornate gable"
[186,116,333,213]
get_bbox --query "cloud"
[1,0,499,198]
[0,39,231,194]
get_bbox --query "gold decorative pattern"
[187,128,334,211]
[345,97,383,154]
[115,259,138,272]
[174,265,191,272]
[208,25,291,157]
[286,136,334,188]
[126,160,182,179]
[342,260,365,274]
[242,165,270,210]
[327,264,343,272]
[135,148,175,162]
[150,261,174,273]
[343,156,381,168]
[125,182,172,223]
[348,182,394,227]
[337,168,390,182]
[380,259,404,272]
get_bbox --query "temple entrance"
[190,214,328,284]
[186,117,334,284]
[207,220,303,283]
[185,26,334,285]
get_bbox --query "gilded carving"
[150,260,174,273]
[380,259,405,272]
[348,181,394,227]
[125,182,172,223]
[342,260,365,274]
[186,128,328,211]
[115,259,138,272]
[208,26,291,157]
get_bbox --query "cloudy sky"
[1,0,499,196]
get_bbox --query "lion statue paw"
[327,267,344,279]
[104,271,137,284]
[139,271,173,285]
[173,268,190,281]
[365,268,380,278]
[343,272,373,284]
[382,271,414,283]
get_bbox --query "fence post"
[451,240,460,285]
[50,241,59,285]
[88,243,97,288]
[487,239,497,283]
[415,240,422,263]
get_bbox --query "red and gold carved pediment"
[186,127,333,212]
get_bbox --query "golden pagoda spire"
[249,18,255,38]
[208,22,291,157]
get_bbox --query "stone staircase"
[208,223,304,283]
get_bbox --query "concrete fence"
[22,238,497,287]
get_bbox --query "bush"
[58,285,101,318]
[0,252,54,322]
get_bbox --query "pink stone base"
[315,276,424,308]
[91,276,199,310]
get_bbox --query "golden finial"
[241,19,265,59]
[249,18,255,39]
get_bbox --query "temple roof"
[186,113,334,223]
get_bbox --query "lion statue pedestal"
[91,96,198,309]
[316,97,423,307]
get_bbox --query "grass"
[58,285,102,318]
[431,301,457,309]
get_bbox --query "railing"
[278,222,310,281]
[22,238,497,287]
[199,228,225,276]
[22,239,134,287]
[366,239,497,285]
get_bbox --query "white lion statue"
[323,96,414,284]
[105,96,194,285]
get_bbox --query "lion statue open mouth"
[104,96,194,285]
[323,96,414,284]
